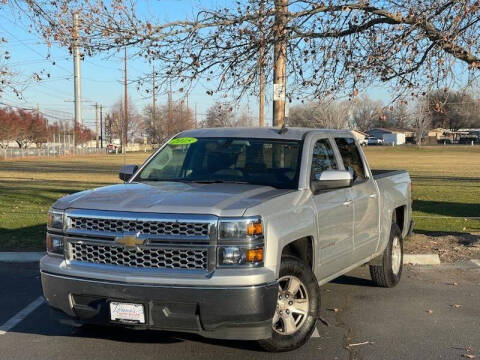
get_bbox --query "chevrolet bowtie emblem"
[115,234,144,247]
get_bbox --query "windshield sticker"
[169,137,198,145]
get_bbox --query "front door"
[309,137,354,279]
[334,137,380,262]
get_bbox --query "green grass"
[365,145,480,234]
[0,152,151,251]
[0,146,479,251]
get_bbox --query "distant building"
[426,128,455,144]
[366,128,414,145]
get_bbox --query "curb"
[0,252,45,263]
[403,254,441,265]
[471,259,480,267]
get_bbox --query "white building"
[382,132,406,145]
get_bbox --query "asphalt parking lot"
[0,262,479,360]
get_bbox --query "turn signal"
[246,221,263,236]
[246,248,264,263]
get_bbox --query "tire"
[369,223,403,288]
[258,256,320,352]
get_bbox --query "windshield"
[135,137,302,189]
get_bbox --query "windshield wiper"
[187,179,250,184]
[142,179,250,184]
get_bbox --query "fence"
[1,146,106,160]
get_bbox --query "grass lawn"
[365,145,480,234]
[0,146,479,251]
[0,152,151,251]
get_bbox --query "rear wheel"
[369,223,403,288]
[258,256,320,352]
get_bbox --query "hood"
[52,182,294,217]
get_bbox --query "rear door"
[334,137,380,262]
[309,136,354,278]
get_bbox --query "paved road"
[0,262,479,360]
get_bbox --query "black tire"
[258,256,320,352]
[369,223,403,288]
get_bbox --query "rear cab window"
[334,137,368,183]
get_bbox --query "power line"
[0,22,72,76]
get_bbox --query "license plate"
[109,302,145,324]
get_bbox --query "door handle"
[343,200,353,206]
[369,193,377,198]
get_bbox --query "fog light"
[221,247,244,265]
[219,246,264,266]
[46,233,64,256]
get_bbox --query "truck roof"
[179,127,353,141]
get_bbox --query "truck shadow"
[74,325,266,351]
[331,274,376,287]
[10,305,268,352]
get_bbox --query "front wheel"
[369,223,403,288]
[258,256,320,352]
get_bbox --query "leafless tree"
[412,101,432,145]
[425,89,480,130]
[385,102,412,129]
[143,101,195,143]
[16,0,480,103]
[108,97,144,146]
[351,96,383,131]
[202,102,255,128]
[288,100,351,129]
[202,102,237,128]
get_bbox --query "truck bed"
[371,169,408,180]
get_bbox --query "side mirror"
[119,164,139,182]
[311,170,353,193]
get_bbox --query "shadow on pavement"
[10,305,267,353]
[331,273,376,287]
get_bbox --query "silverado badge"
[115,234,144,247]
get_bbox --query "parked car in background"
[106,143,121,153]
[41,128,412,352]
[367,136,384,145]
[358,137,368,146]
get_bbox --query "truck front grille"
[70,242,208,270]
[69,217,210,237]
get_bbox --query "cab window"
[334,137,367,183]
[311,138,338,180]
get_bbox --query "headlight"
[47,209,64,230]
[46,233,64,256]
[218,217,264,266]
[218,217,263,241]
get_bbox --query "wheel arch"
[392,205,406,234]
[280,236,315,272]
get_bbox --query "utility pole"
[123,47,128,154]
[194,103,198,128]
[93,103,99,148]
[100,105,103,148]
[258,1,265,127]
[167,82,173,137]
[272,0,287,127]
[152,66,156,118]
[72,12,82,146]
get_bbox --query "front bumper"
[41,271,277,340]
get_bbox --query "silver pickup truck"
[41,128,412,352]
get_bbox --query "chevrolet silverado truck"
[41,128,412,352]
